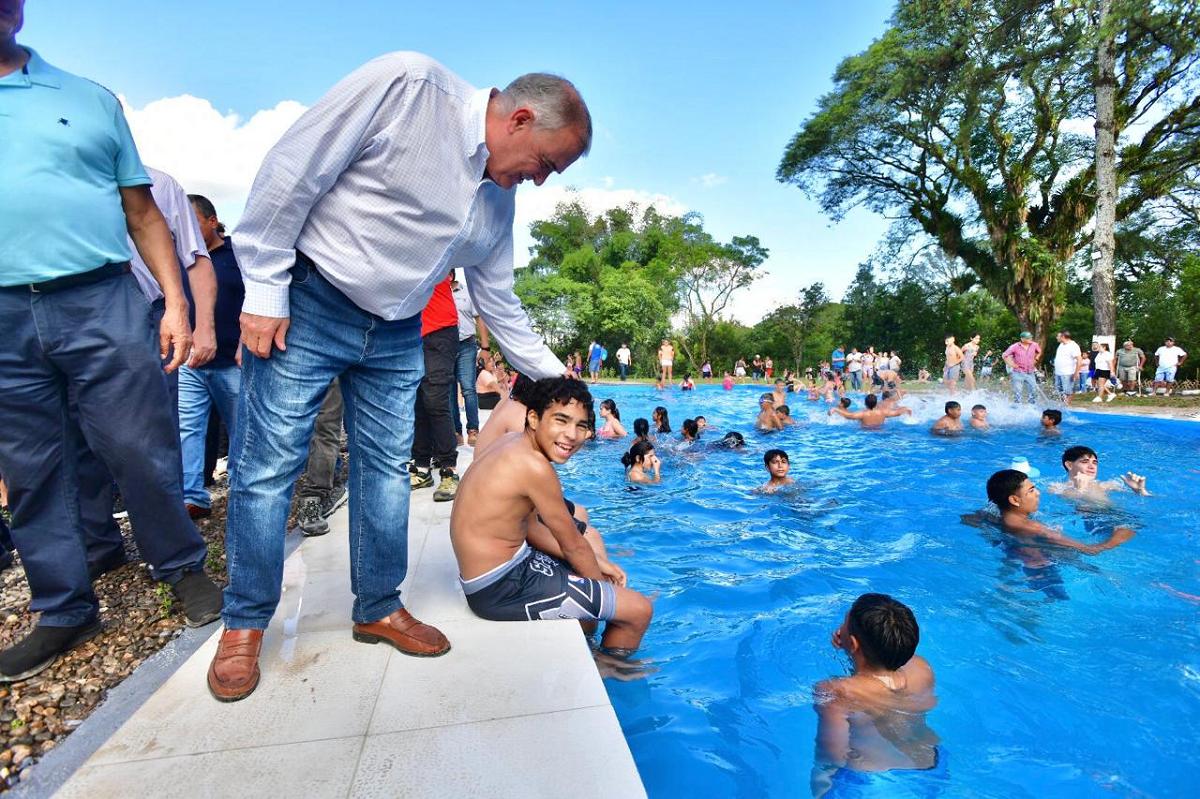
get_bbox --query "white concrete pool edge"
[52,429,647,798]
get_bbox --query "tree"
[778,0,1200,346]
[1092,0,1118,344]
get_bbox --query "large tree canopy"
[778,0,1200,345]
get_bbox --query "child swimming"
[812,593,939,795]
[653,405,672,434]
[931,401,963,435]
[759,448,795,493]
[681,418,700,442]
[775,404,798,427]
[597,398,627,439]
[985,469,1135,554]
[622,439,661,484]
[969,404,989,430]
[1040,409,1062,436]
[632,417,651,443]
[827,393,912,428]
[756,393,785,431]
[1048,445,1150,502]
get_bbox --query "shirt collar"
[14,47,62,89]
[466,87,491,161]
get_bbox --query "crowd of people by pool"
[0,10,1183,792]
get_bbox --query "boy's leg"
[602,585,653,652]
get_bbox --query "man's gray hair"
[500,73,592,155]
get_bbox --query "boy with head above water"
[757,393,785,431]
[1048,446,1150,501]
[760,448,795,493]
[450,378,652,654]
[1040,409,1062,436]
[931,401,963,435]
[812,593,939,796]
[985,469,1135,554]
[828,393,912,428]
[969,404,988,430]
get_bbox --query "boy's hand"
[1111,526,1136,545]
[1122,472,1149,495]
[598,558,627,587]
[831,628,843,650]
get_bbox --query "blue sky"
[22,0,896,322]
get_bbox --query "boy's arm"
[1120,472,1150,495]
[828,407,859,420]
[884,407,912,418]
[813,680,851,771]
[1006,514,1135,554]
[525,463,604,580]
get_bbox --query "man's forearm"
[187,256,218,334]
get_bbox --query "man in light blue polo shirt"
[0,0,223,683]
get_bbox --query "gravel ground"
[0,464,327,791]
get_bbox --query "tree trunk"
[1092,0,1118,347]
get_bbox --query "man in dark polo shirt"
[0,3,223,681]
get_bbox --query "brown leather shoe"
[186,503,212,520]
[352,609,450,657]
[207,628,263,702]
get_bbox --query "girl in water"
[598,399,628,438]
[681,418,700,443]
[653,406,672,434]
[622,439,661,484]
[632,418,651,443]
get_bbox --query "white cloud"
[513,184,689,264]
[121,94,308,223]
[696,172,728,188]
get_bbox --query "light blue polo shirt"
[0,47,150,286]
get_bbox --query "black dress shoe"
[0,621,103,683]
[172,571,223,628]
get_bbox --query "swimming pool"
[556,383,1200,798]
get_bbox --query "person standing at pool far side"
[1052,330,1083,405]
[759,449,795,493]
[942,335,963,393]
[831,346,846,375]
[451,379,652,652]
[985,470,1135,554]
[1115,340,1145,395]
[615,342,631,381]
[961,333,981,391]
[1152,337,1187,396]
[1002,332,1042,404]
[811,593,939,796]
[587,338,603,384]
[658,338,675,384]
[208,53,589,702]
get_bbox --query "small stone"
[9,746,30,764]
[5,615,18,625]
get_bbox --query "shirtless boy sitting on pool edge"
[451,378,653,654]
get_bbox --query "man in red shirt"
[411,273,462,500]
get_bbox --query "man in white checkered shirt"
[208,51,590,702]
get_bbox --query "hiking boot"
[320,483,348,519]
[410,469,434,490]
[172,571,223,628]
[433,471,459,502]
[0,621,103,683]
[297,496,328,537]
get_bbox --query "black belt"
[1,262,131,294]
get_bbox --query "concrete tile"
[400,552,475,625]
[351,707,646,799]
[88,629,390,765]
[368,617,605,735]
[59,736,362,799]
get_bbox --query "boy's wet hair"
[1061,445,1098,470]
[1042,409,1062,425]
[621,439,655,468]
[696,415,706,423]
[719,431,745,448]
[945,401,961,412]
[847,593,919,671]
[986,469,1028,510]
[972,404,986,412]
[777,404,790,416]
[510,374,537,405]
[774,378,784,385]
[763,448,789,467]
[525,378,593,420]
[633,418,650,438]
[840,397,852,409]
[864,394,879,409]
[759,392,775,406]
[682,418,699,438]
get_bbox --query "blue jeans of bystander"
[450,336,480,435]
[178,364,241,508]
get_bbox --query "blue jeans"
[0,273,208,626]
[222,259,423,629]
[848,371,862,390]
[178,363,241,508]
[1011,371,1037,403]
[450,336,480,435]
[618,363,628,380]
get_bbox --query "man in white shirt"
[1053,330,1083,404]
[1153,337,1188,395]
[846,348,863,391]
[208,53,590,702]
[616,343,632,381]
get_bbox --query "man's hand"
[1122,472,1149,495]
[240,312,290,359]
[188,325,217,368]
[160,302,192,374]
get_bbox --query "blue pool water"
[554,384,1200,799]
